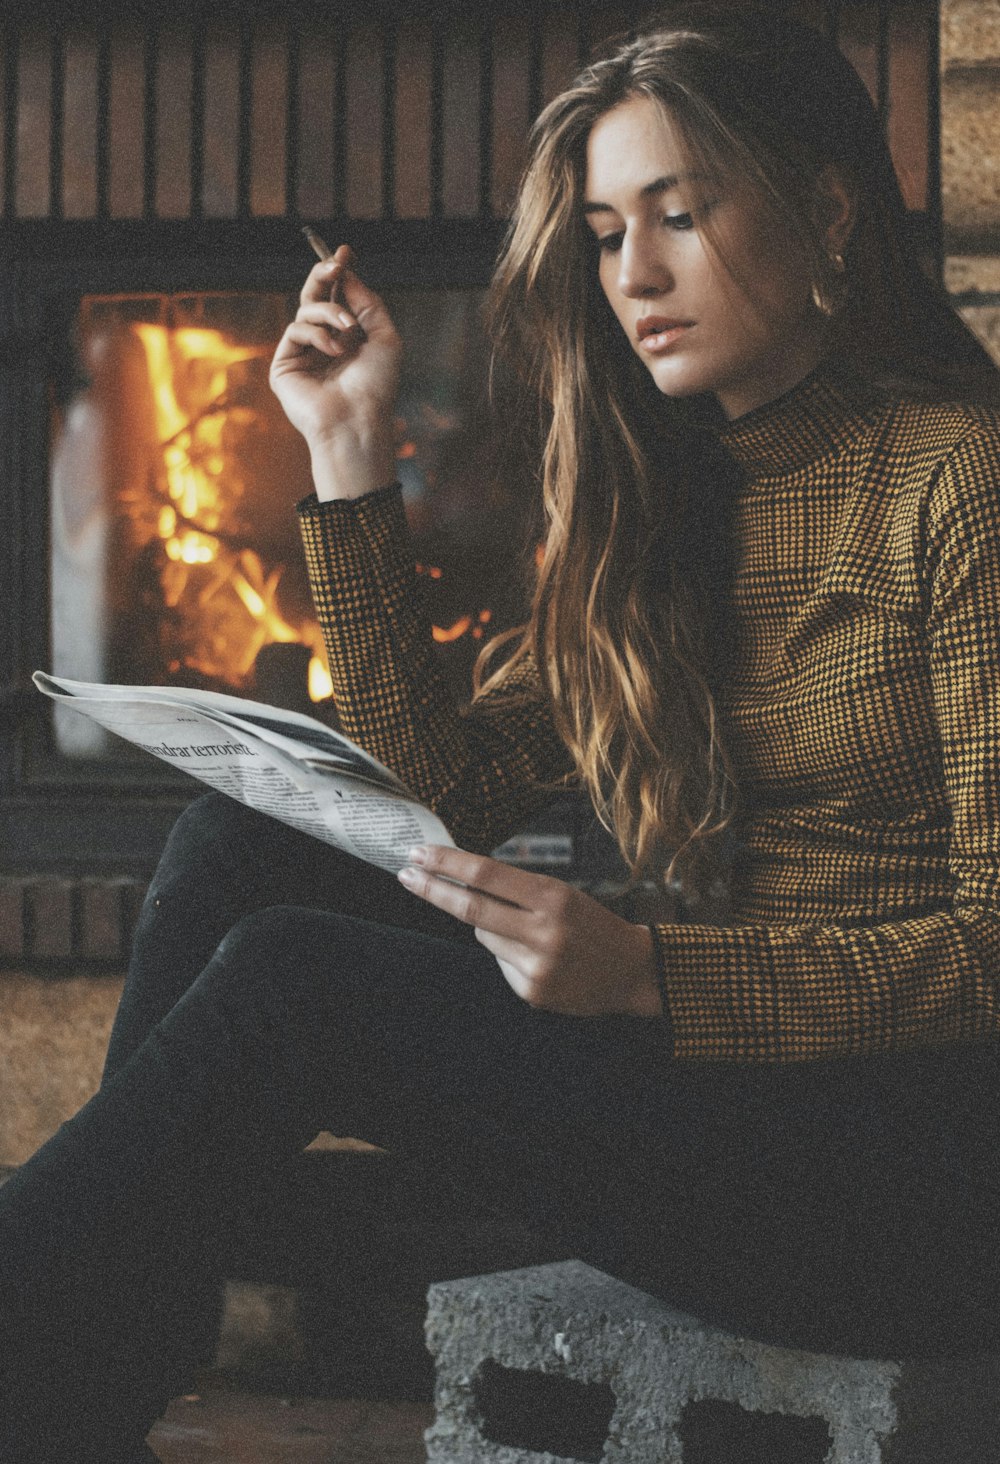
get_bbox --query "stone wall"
[942,0,1000,361]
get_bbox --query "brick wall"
[0,875,146,968]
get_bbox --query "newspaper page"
[33,673,454,872]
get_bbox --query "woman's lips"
[638,321,693,353]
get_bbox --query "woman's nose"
[618,234,673,299]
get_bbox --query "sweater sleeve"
[297,483,575,853]
[654,426,1000,1063]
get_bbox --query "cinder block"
[424,1260,1000,1464]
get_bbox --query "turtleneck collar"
[718,357,879,476]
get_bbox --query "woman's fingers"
[299,248,389,337]
[299,245,352,305]
[398,863,534,942]
[336,267,391,338]
[273,294,368,370]
[299,260,340,306]
[405,845,560,911]
[397,844,660,1018]
[397,845,578,948]
[471,928,542,1004]
[296,301,360,335]
[273,320,351,364]
[277,322,337,358]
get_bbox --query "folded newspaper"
[33,672,454,873]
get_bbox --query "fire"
[134,323,260,564]
[131,320,333,699]
[125,316,490,702]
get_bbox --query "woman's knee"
[154,793,274,892]
[122,798,276,1011]
[129,797,255,954]
[196,905,378,1047]
[213,905,370,991]
[206,904,447,1026]
[140,794,332,941]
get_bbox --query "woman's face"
[584,95,827,419]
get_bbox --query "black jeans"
[3,793,1000,1462]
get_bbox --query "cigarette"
[302,225,333,261]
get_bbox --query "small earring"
[811,250,848,317]
[811,280,834,317]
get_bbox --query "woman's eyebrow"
[582,173,699,215]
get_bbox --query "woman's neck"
[718,354,876,477]
[714,329,831,421]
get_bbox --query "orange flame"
[130,320,489,694]
[133,321,333,698]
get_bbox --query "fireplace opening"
[49,286,530,758]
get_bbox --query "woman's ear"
[814,164,858,256]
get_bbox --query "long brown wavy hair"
[478,3,999,895]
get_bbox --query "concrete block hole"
[678,1399,832,1463]
[473,1358,617,1461]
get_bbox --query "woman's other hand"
[398,846,662,1018]
[270,245,403,500]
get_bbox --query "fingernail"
[397,866,417,885]
[337,311,355,330]
[408,846,428,865]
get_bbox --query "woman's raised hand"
[397,846,663,1019]
[270,245,403,500]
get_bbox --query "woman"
[4,7,1000,1460]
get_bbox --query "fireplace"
[48,283,515,759]
[0,0,941,965]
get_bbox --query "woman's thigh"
[612,1041,1000,1360]
[303,951,1000,1362]
[155,906,1000,1362]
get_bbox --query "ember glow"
[51,287,522,760]
[130,321,333,696]
[86,304,498,709]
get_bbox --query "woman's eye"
[663,212,695,231]
[596,233,624,253]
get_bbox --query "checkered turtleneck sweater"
[299,360,1000,1063]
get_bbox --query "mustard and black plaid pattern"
[298,483,576,848]
[298,360,1000,1064]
